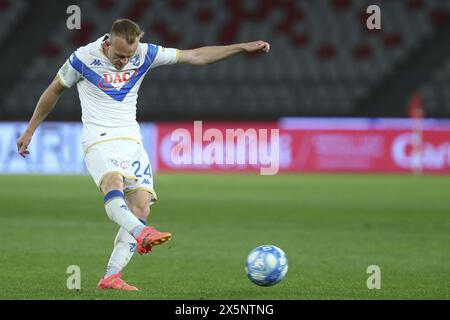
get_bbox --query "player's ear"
[102,35,111,48]
[102,39,110,54]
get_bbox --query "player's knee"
[100,173,124,194]
[129,201,150,220]
[127,193,152,220]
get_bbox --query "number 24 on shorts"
[132,161,152,184]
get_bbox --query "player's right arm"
[17,52,82,158]
[16,77,67,158]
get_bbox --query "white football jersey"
[57,34,179,153]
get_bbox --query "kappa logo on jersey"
[98,69,139,90]
[129,243,136,252]
[90,59,103,66]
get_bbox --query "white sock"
[103,190,144,236]
[105,227,137,277]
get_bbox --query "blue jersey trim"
[147,44,158,64]
[68,48,154,102]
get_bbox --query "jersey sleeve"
[147,44,179,69]
[57,54,82,88]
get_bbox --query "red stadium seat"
[71,22,95,47]
[196,8,214,24]
[96,0,114,11]
[0,0,10,11]
[151,19,170,37]
[168,0,187,11]
[406,0,424,10]
[165,33,180,47]
[316,44,337,61]
[331,0,352,12]
[429,9,449,28]
[274,8,304,34]
[125,0,151,21]
[353,44,373,60]
[291,33,310,48]
[150,19,180,47]
[218,20,240,45]
[243,0,272,21]
[383,33,403,48]
[224,0,240,13]
[41,43,61,59]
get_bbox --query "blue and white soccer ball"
[245,245,288,287]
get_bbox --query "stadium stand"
[0,0,27,46]
[1,0,450,120]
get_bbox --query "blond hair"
[110,19,144,44]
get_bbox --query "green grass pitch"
[0,173,449,300]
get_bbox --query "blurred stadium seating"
[0,0,27,46]
[1,0,450,120]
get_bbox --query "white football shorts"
[84,139,157,202]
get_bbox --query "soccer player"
[16,19,270,291]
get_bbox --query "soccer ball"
[245,245,288,287]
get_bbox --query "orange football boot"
[97,273,138,291]
[136,226,172,255]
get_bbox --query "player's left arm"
[177,40,270,66]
